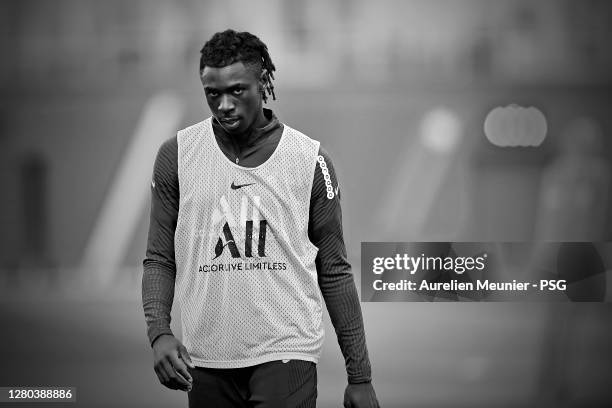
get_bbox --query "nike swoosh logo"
[231,182,255,190]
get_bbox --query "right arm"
[143,137,179,346]
[142,137,194,391]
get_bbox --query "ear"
[259,68,268,86]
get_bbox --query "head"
[199,29,276,135]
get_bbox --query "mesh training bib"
[174,118,323,368]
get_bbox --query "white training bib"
[174,117,323,368]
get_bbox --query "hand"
[152,334,195,392]
[344,382,380,408]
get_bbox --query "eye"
[207,90,219,98]
[232,88,244,95]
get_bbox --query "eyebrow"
[204,83,245,92]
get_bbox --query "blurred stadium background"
[1,0,611,407]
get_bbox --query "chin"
[224,125,245,134]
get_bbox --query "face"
[200,61,265,135]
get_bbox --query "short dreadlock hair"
[200,29,276,103]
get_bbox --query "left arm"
[309,147,379,407]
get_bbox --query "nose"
[218,94,234,113]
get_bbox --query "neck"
[253,108,269,130]
[234,109,270,145]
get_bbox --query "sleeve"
[309,146,373,384]
[142,136,179,346]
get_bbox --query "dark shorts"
[188,360,317,408]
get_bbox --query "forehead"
[200,61,259,87]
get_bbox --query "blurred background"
[1,0,611,406]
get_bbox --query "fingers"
[179,346,195,369]
[152,337,195,392]
[154,363,170,385]
[156,359,178,389]
[344,383,379,408]
[154,354,192,391]
[170,352,193,389]
[161,358,191,391]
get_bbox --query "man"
[142,29,379,408]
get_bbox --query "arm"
[143,137,179,345]
[309,147,379,407]
[142,137,194,392]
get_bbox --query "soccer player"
[142,29,380,408]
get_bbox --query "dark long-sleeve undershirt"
[142,109,372,383]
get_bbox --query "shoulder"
[153,136,178,180]
[178,118,210,133]
[282,122,320,146]
[177,118,211,141]
[315,146,338,178]
[158,135,178,156]
[313,145,341,201]
[156,136,178,163]
[317,146,335,165]
[277,122,335,168]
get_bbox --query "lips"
[219,117,240,127]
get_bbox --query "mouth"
[219,117,241,129]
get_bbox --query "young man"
[142,29,379,408]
